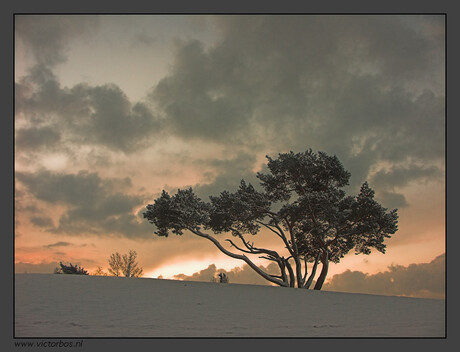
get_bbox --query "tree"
[92,266,108,276]
[144,149,398,290]
[108,252,123,276]
[55,262,89,275]
[108,250,143,277]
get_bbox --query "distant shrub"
[91,266,108,276]
[55,262,89,275]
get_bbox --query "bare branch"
[255,220,284,239]
[259,255,278,261]
[225,239,254,255]
[188,227,287,287]
[231,228,281,259]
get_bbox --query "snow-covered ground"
[15,274,445,338]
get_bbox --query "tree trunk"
[304,253,320,289]
[284,259,296,287]
[313,251,329,290]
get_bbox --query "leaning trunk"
[313,251,329,290]
[304,253,321,289]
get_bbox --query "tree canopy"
[144,149,398,289]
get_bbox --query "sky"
[14,15,445,297]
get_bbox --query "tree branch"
[255,219,295,257]
[231,228,282,259]
[225,239,255,255]
[255,220,283,239]
[188,227,287,287]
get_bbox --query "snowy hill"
[14,274,445,337]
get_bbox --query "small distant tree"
[122,250,143,277]
[108,250,143,277]
[55,262,89,275]
[108,253,123,276]
[92,266,108,276]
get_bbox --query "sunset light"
[15,14,445,299]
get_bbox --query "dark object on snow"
[217,272,229,283]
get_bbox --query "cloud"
[150,15,444,188]
[193,153,260,198]
[375,191,408,209]
[173,262,280,286]
[173,254,445,299]
[323,253,445,299]
[370,164,442,189]
[15,15,99,67]
[14,16,445,280]
[31,216,54,228]
[133,32,156,47]
[16,66,162,153]
[16,169,153,238]
[15,125,61,151]
[44,242,72,249]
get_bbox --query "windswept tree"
[108,250,143,278]
[144,149,398,289]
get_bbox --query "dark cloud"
[150,15,444,188]
[15,126,61,151]
[152,39,253,143]
[193,153,259,198]
[44,241,71,249]
[375,191,409,209]
[16,170,153,238]
[323,253,445,299]
[370,164,442,189]
[31,216,54,228]
[173,262,280,286]
[73,83,161,152]
[16,15,99,67]
[16,66,162,153]
[15,65,64,116]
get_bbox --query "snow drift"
[15,274,445,338]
